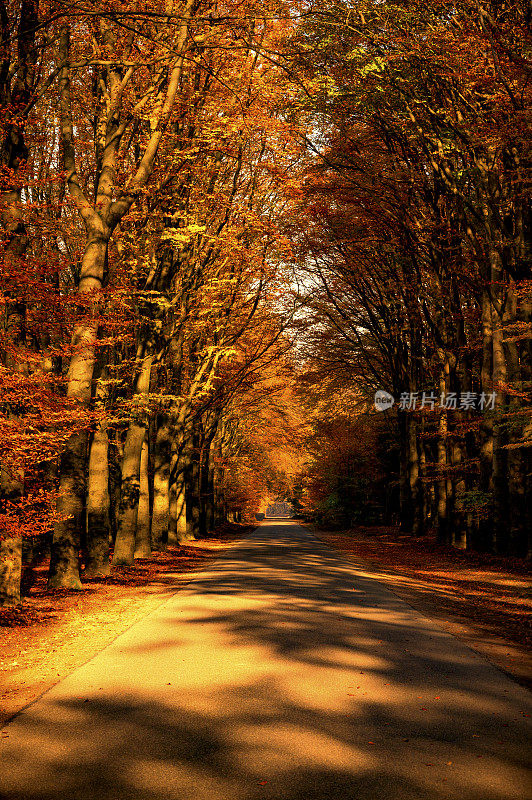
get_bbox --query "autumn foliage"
[289,0,531,553]
[0,0,530,606]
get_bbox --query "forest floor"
[0,524,251,726]
[317,525,532,690]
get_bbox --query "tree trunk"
[0,537,23,607]
[0,7,37,601]
[185,432,201,539]
[108,436,123,545]
[205,444,215,534]
[398,412,413,532]
[491,287,508,554]
[167,432,181,546]
[214,464,225,527]
[408,415,423,536]
[451,436,467,550]
[49,234,109,589]
[199,441,210,537]
[167,474,178,546]
[176,477,189,542]
[85,424,111,576]
[113,350,153,565]
[0,311,26,603]
[477,288,494,551]
[504,284,527,556]
[168,441,191,544]
[419,430,431,531]
[135,433,151,558]
[113,422,146,565]
[436,407,448,544]
[48,431,86,589]
[151,414,171,551]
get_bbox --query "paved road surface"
[1,522,531,799]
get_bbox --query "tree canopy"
[0,0,530,605]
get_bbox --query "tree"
[289,0,531,552]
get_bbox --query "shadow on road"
[1,523,530,800]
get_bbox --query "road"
[1,521,530,799]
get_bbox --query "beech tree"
[48,0,201,588]
[1,0,529,609]
[0,0,81,605]
[291,0,531,554]
[0,0,305,603]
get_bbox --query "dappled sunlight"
[1,523,530,800]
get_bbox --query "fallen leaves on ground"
[0,524,251,725]
[320,525,532,687]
